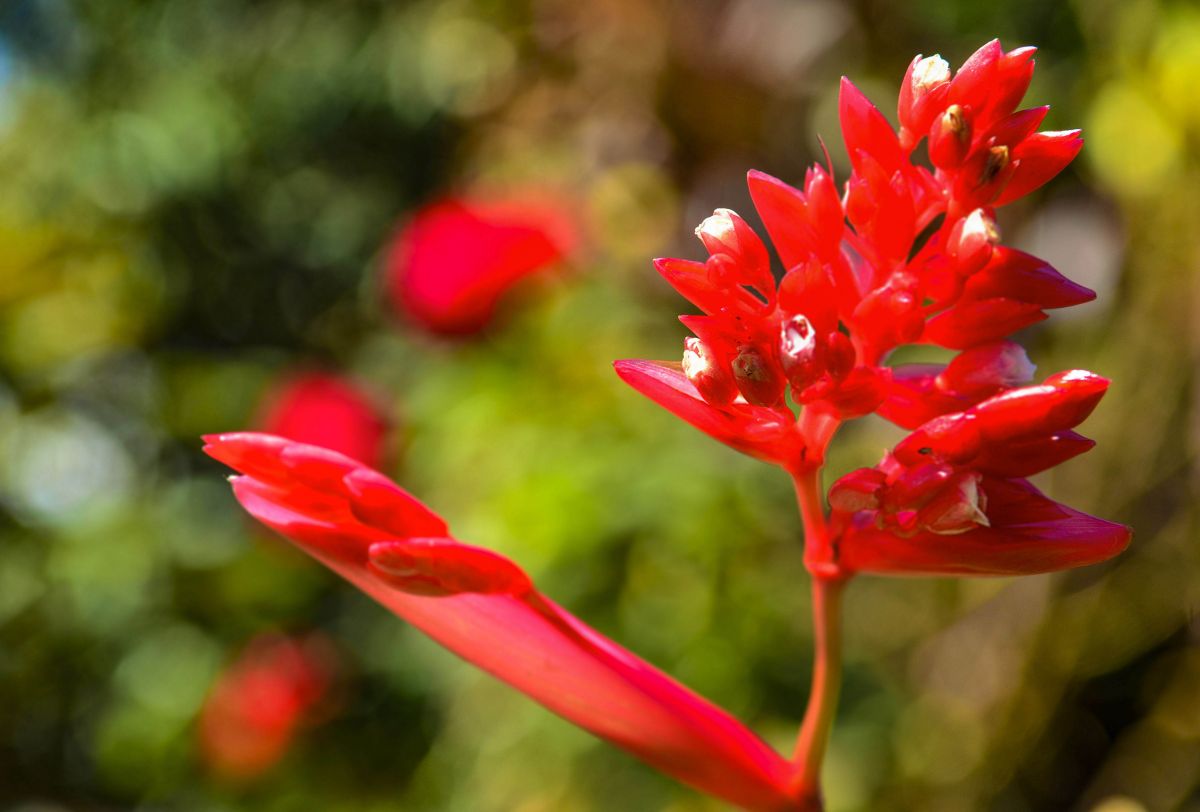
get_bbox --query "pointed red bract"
[613,359,804,466]
[924,298,1047,349]
[205,433,802,811]
[994,130,1085,205]
[963,247,1095,308]
[747,170,821,269]
[840,78,904,177]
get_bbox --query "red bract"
[385,192,578,336]
[198,634,333,780]
[257,372,388,469]
[203,433,802,811]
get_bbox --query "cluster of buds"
[832,368,1106,540]
[616,39,1127,577]
[678,205,867,415]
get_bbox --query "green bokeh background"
[0,1,1196,810]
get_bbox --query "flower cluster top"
[615,40,1130,578]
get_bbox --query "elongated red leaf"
[206,433,802,811]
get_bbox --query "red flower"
[198,634,333,780]
[204,433,801,811]
[385,192,579,336]
[617,39,1129,578]
[256,372,388,469]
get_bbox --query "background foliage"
[0,1,1197,810]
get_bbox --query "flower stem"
[793,468,831,575]
[791,575,844,804]
[789,464,847,808]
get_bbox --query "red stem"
[790,575,844,805]
[788,445,848,809]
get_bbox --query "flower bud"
[779,315,824,390]
[883,462,955,512]
[824,332,856,380]
[730,344,786,406]
[936,341,1035,397]
[829,468,886,513]
[912,55,952,95]
[970,369,1109,443]
[682,336,738,406]
[917,472,990,535]
[695,209,773,295]
[894,412,982,465]
[955,144,1015,206]
[929,104,971,169]
[899,55,952,146]
[947,209,1000,276]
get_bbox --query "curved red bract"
[204,432,803,812]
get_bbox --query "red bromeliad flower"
[209,43,1131,811]
[615,40,1126,580]
[385,191,579,336]
[198,634,334,780]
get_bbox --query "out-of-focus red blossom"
[203,433,800,811]
[385,191,580,336]
[616,39,1130,578]
[256,372,388,469]
[198,634,334,780]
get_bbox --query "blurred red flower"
[256,372,388,469]
[384,192,579,335]
[198,634,334,781]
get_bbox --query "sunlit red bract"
[385,192,578,336]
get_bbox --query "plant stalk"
[789,463,847,809]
